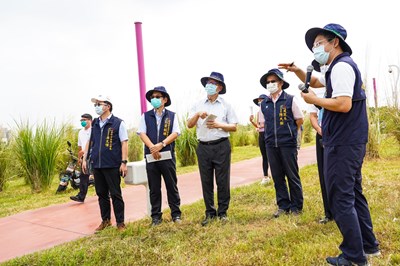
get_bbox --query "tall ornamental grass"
[13,120,65,192]
[0,142,10,191]
[175,116,197,167]
[128,129,143,162]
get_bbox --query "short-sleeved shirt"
[137,109,181,135]
[78,127,91,149]
[98,113,129,142]
[270,91,304,120]
[188,96,238,142]
[318,62,355,98]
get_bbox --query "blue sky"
[1,0,399,129]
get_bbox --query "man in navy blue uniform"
[82,95,129,232]
[280,23,380,266]
[137,86,182,226]
[259,68,304,218]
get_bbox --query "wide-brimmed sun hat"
[252,94,267,105]
[200,72,226,94]
[145,86,171,106]
[260,68,289,90]
[305,23,352,55]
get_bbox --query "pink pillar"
[135,22,147,114]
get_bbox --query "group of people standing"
[71,22,379,265]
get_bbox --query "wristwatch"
[161,141,166,148]
[121,160,128,164]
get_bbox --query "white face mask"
[266,82,279,94]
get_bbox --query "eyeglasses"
[266,80,278,84]
[93,103,106,107]
[312,38,334,49]
[207,81,219,85]
[150,95,163,99]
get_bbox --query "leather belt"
[199,137,228,145]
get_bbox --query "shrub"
[231,124,254,147]
[0,142,10,191]
[175,116,197,167]
[128,129,144,162]
[13,120,65,192]
[302,114,313,144]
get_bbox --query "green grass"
[3,157,400,265]
[2,141,400,265]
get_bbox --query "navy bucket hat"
[260,68,290,90]
[200,72,226,94]
[252,94,267,106]
[145,86,171,106]
[305,23,352,55]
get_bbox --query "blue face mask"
[81,121,87,127]
[95,105,104,115]
[151,98,162,108]
[205,83,218,96]
[313,45,330,65]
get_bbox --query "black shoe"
[172,217,182,224]
[319,217,332,224]
[70,195,84,203]
[201,216,216,226]
[291,209,302,216]
[151,219,162,227]
[219,215,229,224]
[364,247,381,257]
[273,209,289,218]
[326,254,369,266]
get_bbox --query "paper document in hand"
[145,151,172,163]
[202,114,217,125]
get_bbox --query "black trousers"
[77,173,89,200]
[196,138,231,217]
[94,168,125,224]
[316,133,332,219]
[146,158,181,220]
[266,146,303,212]
[258,132,269,176]
[324,144,378,263]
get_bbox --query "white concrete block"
[125,160,148,185]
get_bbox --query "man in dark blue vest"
[137,86,182,226]
[280,23,380,266]
[82,95,129,232]
[259,68,304,218]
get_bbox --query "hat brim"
[260,73,289,90]
[201,77,226,94]
[145,90,171,107]
[305,27,352,55]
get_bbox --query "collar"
[99,113,112,123]
[204,95,221,104]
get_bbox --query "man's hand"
[301,89,318,104]
[198,111,208,119]
[120,163,127,177]
[82,160,87,174]
[149,142,163,153]
[152,151,161,160]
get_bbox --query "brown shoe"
[117,222,126,231]
[95,219,111,232]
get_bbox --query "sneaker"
[151,218,162,227]
[172,217,182,224]
[95,219,111,232]
[365,247,381,257]
[219,215,229,224]
[260,177,271,185]
[319,217,333,224]
[117,222,126,231]
[326,254,369,266]
[291,209,302,216]
[273,209,289,218]
[70,195,84,203]
[201,216,216,226]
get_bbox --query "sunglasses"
[93,103,106,107]
[266,80,279,84]
[150,95,163,99]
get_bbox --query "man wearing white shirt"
[187,72,238,226]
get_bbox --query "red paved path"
[0,145,316,263]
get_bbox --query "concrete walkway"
[0,145,316,263]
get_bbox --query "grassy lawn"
[2,139,400,265]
